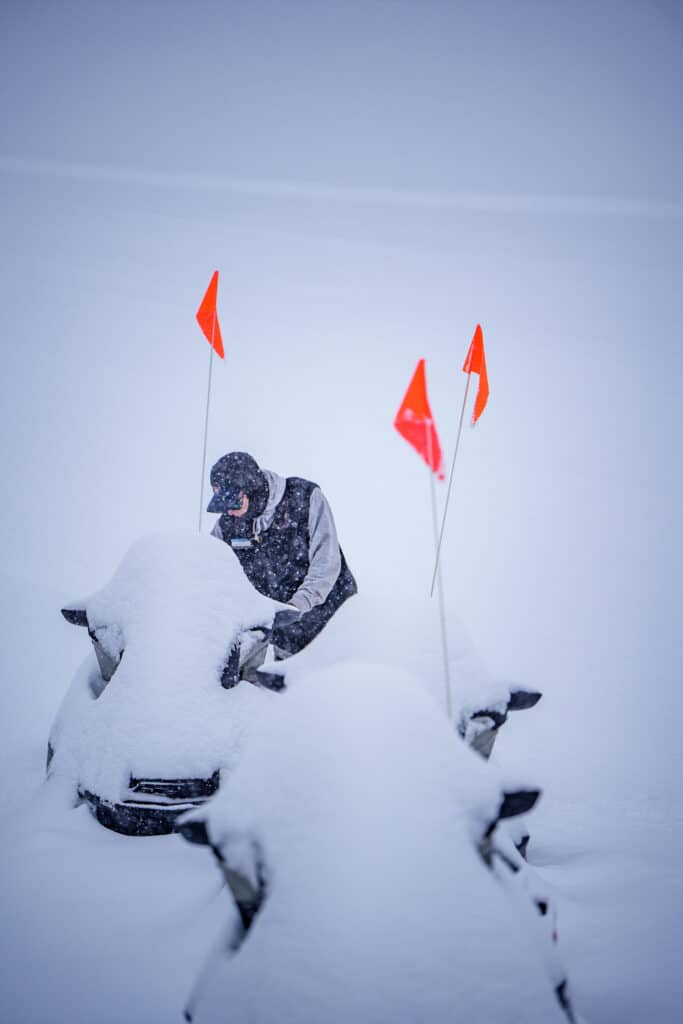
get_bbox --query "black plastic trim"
[508,689,542,711]
[555,980,577,1024]
[61,608,89,627]
[499,789,541,819]
[177,819,211,846]
[80,781,218,837]
[221,645,241,688]
[129,772,219,801]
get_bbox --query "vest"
[219,477,346,605]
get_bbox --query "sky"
[1,0,682,788]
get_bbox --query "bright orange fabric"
[462,324,488,425]
[394,359,445,478]
[196,270,225,359]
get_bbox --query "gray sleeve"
[210,520,223,541]
[289,488,342,613]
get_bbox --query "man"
[207,452,357,665]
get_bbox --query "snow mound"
[49,531,285,800]
[195,664,567,1023]
[257,584,513,721]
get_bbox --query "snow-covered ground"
[494,687,683,1023]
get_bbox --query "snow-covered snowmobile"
[48,532,291,837]
[177,666,581,1024]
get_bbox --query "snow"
[0,539,579,1024]
[50,532,285,799]
[494,706,683,1023]
[47,530,510,807]
[1,519,677,1024]
[193,664,568,1023]
[259,582,513,723]
[0,573,228,1024]
[0,789,227,1024]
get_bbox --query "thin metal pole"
[198,313,216,533]
[430,372,471,596]
[426,420,452,720]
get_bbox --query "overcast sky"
[1,0,682,772]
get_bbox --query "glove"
[272,607,302,632]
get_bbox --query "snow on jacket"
[210,470,353,614]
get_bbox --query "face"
[229,492,250,518]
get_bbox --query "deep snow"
[186,664,570,1024]
[1,555,574,1024]
[2,534,680,1022]
[50,532,283,801]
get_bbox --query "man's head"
[207,452,266,517]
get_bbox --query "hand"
[272,608,301,631]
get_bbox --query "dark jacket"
[211,471,357,653]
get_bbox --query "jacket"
[210,470,350,613]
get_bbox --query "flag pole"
[429,372,471,597]
[198,312,216,533]
[426,420,452,721]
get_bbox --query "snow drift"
[185,664,577,1023]
[48,531,285,805]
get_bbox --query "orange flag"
[462,324,488,425]
[394,359,445,478]
[196,270,225,359]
